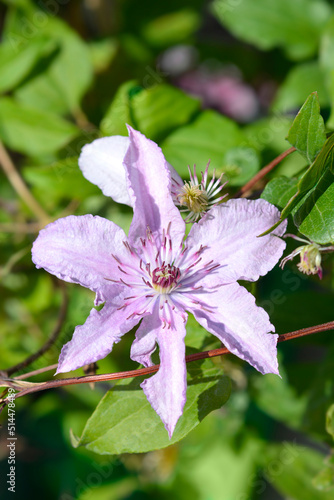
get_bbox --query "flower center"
[177,183,209,214]
[152,263,181,293]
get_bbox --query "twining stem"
[2,320,333,404]
[235,146,296,198]
[0,141,50,226]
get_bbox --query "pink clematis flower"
[32,127,286,437]
[78,131,226,222]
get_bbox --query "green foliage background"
[0,0,334,499]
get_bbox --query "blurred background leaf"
[0,0,334,498]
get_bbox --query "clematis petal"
[184,282,279,375]
[79,136,132,206]
[130,315,159,367]
[32,215,130,302]
[56,291,146,374]
[124,126,185,252]
[187,198,287,283]
[140,308,187,438]
[167,162,183,190]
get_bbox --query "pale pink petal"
[167,162,183,188]
[124,126,185,253]
[183,282,279,375]
[56,292,145,373]
[79,136,132,206]
[187,198,286,282]
[140,309,187,438]
[130,315,159,367]
[32,215,129,302]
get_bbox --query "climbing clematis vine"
[32,126,287,438]
[78,130,226,222]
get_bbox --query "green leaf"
[252,369,307,429]
[102,83,200,142]
[180,435,262,500]
[0,36,55,94]
[212,0,330,61]
[262,134,334,240]
[121,34,153,63]
[313,460,334,492]
[264,444,334,500]
[88,38,118,73]
[131,84,200,142]
[294,168,334,243]
[261,176,299,209]
[320,15,334,127]
[243,115,294,154]
[162,110,243,177]
[273,62,329,112]
[326,404,334,440]
[287,92,326,164]
[297,134,334,194]
[281,134,334,220]
[76,479,139,500]
[141,9,200,47]
[0,97,79,156]
[22,158,100,207]
[10,17,93,114]
[73,359,231,454]
[222,147,260,186]
[100,80,138,137]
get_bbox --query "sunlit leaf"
[131,84,200,141]
[22,158,100,206]
[162,110,243,177]
[7,14,93,114]
[326,404,334,440]
[73,359,231,454]
[142,9,200,47]
[264,444,334,500]
[100,80,138,137]
[0,97,79,156]
[260,132,334,243]
[222,146,260,187]
[273,62,329,112]
[287,92,326,164]
[294,168,334,244]
[261,176,299,209]
[0,36,55,94]
[320,14,334,128]
[212,0,330,60]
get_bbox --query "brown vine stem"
[5,283,68,377]
[234,146,296,198]
[0,140,50,226]
[2,320,333,404]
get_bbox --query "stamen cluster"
[152,264,181,293]
[105,224,220,329]
[171,162,227,222]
